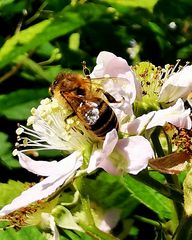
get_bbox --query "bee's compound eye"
[53,79,59,85]
[49,86,54,96]
[76,88,86,96]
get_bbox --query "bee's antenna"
[82,61,90,78]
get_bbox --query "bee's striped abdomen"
[89,100,119,139]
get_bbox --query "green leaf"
[0,132,19,168]
[0,12,84,68]
[0,0,26,16]
[81,172,139,217]
[0,88,48,120]
[0,226,46,240]
[101,0,158,12]
[183,168,192,216]
[123,174,174,219]
[62,229,96,240]
[0,0,14,9]
[18,56,51,81]
[0,180,27,208]
[0,3,107,69]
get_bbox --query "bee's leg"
[82,61,91,78]
[103,91,121,103]
[64,112,76,123]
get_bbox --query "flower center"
[14,98,91,155]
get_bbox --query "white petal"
[98,156,122,176]
[159,65,192,103]
[0,155,82,217]
[87,129,118,174]
[102,129,118,156]
[18,151,82,177]
[41,213,60,240]
[127,111,155,135]
[147,99,191,129]
[116,136,154,174]
[91,51,130,78]
[99,209,121,233]
[90,51,141,103]
[87,149,103,174]
[128,99,191,133]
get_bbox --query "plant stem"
[134,215,165,229]
[79,223,118,240]
[76,177,118,240]
[173,215,192,240]
[130,171,183,203]
[81,197,95,226]
[164,174,183,221]
[151,127,165,157]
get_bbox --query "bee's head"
[50,72,87,97]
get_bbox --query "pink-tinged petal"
[98,208,121,233]
[147,99,191,130]
[91,51,141,103]
[102,129,118,156]
[98,157,122,176]
[116,136,154,174]
[88,129,153,175]
[127,112,155,135]
[91,51,131,78]
[0,156,82,217]
[18,151,83,177]
[87,130,118,173]
[87,149,103,174]
[128,99,191,133]
[159,65,192,103]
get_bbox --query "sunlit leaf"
[123,174,174,219]
[0,180,27,208]
[0,226,46,240]
[62,229,93,240]
[101,0,158,12]
[80,172,139,217]
[0,88,48,120]
[0,3,107,69]
[0,132,19,168]
[0,0,14,9]
[183,168,192,216]
[0,14,84,68]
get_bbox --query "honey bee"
[50,62,123,140]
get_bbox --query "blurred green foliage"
[0,0,192,239]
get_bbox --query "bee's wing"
[90,77,129,88]
[90,77,131,101]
